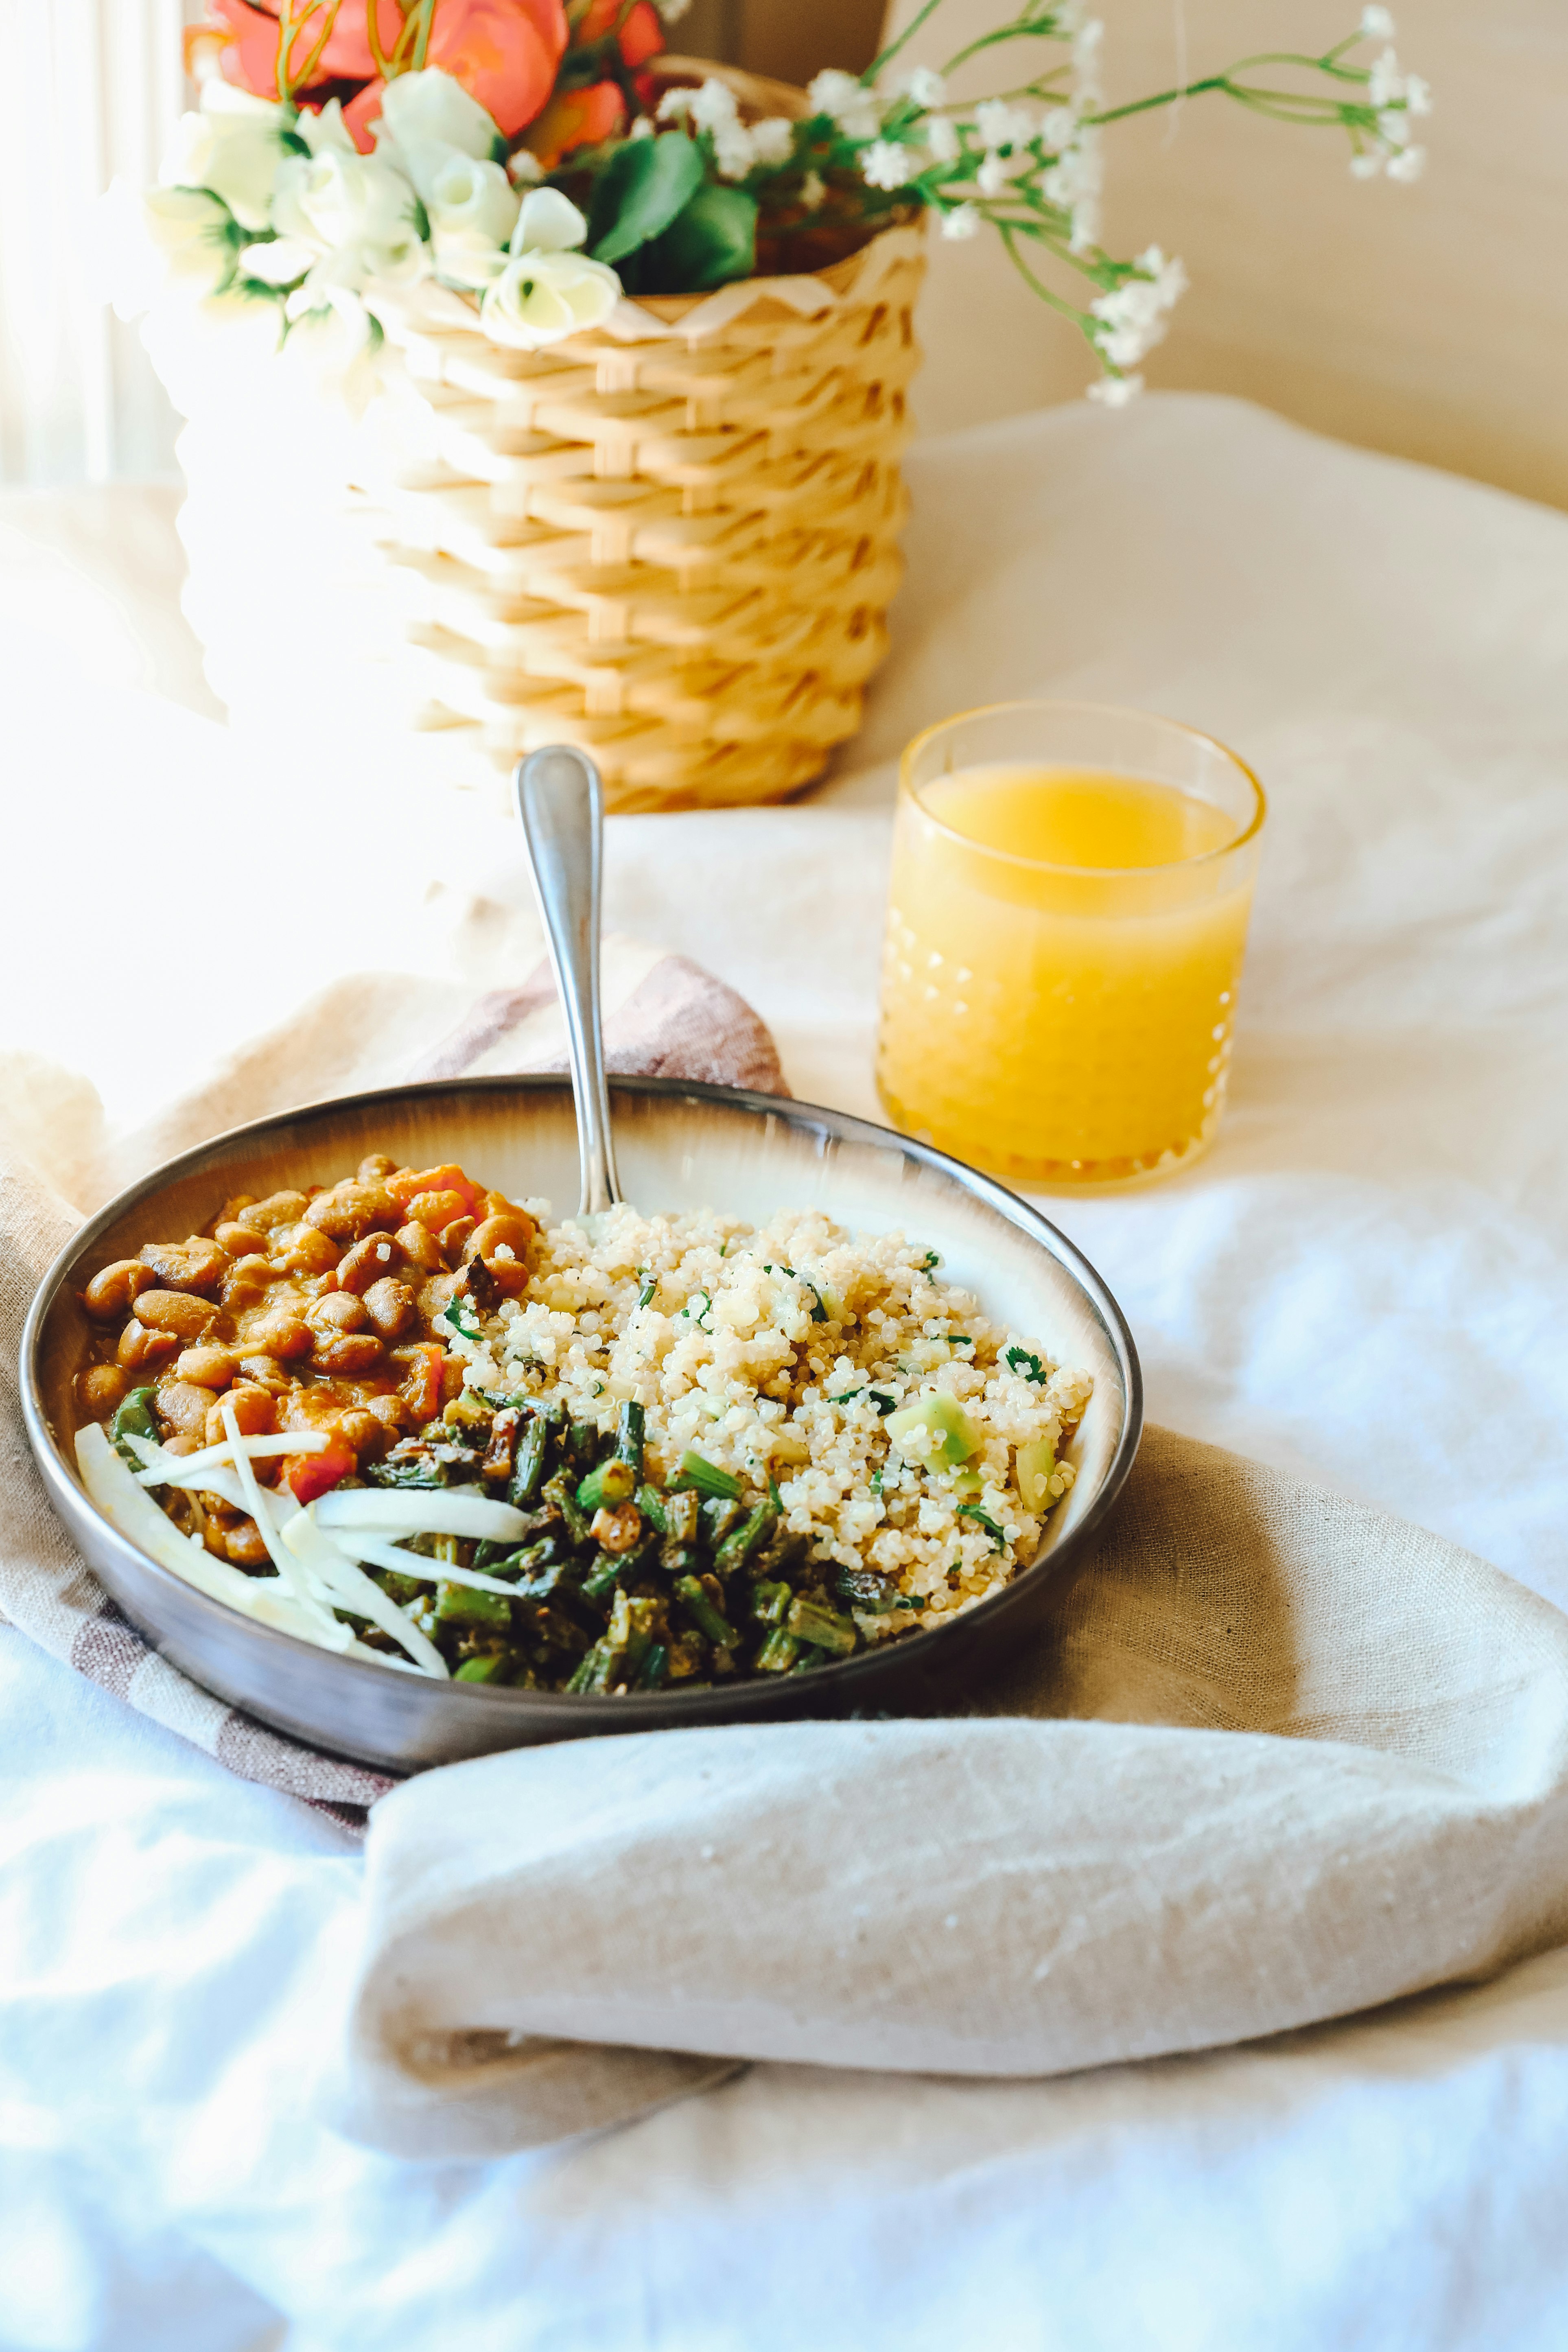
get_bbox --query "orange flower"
[520,77,624,168]
[201,1,568,146]
[573,0,663,71]
[201,0,397,98]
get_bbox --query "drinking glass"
[876,700,1266,1188]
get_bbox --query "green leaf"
[644,182,758,293]
[590,131,705,265]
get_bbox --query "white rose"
[100,179,235,315]
[374,66,500,205]
[271,150,429,291]
[282,284,384,412]
[480,250,620,346]
[161,83,291,232]
[479,188,620,346]
[427,153,520,287]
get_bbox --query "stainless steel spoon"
[515,744,623,1225]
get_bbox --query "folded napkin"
[334,1437,1568,2153]
[0,943,784,1826]
[8,950,1568,2151]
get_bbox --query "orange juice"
[878,741,1264,1187]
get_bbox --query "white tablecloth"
[4,393,1568,2349]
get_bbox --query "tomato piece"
[284,1440,355,1503]
[396,1341,444,1426]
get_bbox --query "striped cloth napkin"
[0,945,786,1828]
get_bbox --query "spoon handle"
[515,746,622,1219]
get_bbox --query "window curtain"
[0,0,190,485]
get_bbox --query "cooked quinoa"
[451,1202,1092,1639]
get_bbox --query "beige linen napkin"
[0,945,785,1827]
[336,1434,1568,2153]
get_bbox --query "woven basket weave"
[365,219,926,811]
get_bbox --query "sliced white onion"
[74,1425,341,1650]
[122,1433,251,1514]
[283,1512,448,1678]
[328,1527,526,1597]
[132,1429,332,1487]
[221,1397,341,1640]
[314,1489,527,1541]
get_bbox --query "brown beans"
[306,1292,367,1339]
[303,1182,400,1242]
[220,1255,274,1314]
[360,1392,408,1439]
[79,1363,129,1415]
[337,1232,405,1294]
[312,1332,385,1376]
[361,1277,417,1341]
[203,1382,276,1446]
[244,1313,313,1363]
[223,1520,270,1569]
[437,1217,475,1265]
[404,1188,468,1232]
[467,1213,533,1264]
[269,1223,340,1276]
[138,1238,227,1296]
[155,1377,219,1437]
[117,1320,180,1370]
[394,1221,445,1276]
[175,1345,238,1389]
[357,1153,399,1184]
[214,1221,267,1259]
[83,1260,155,1321]
[332,1405,391,1461]
[464,1214,532,1297]
[245,1191,309,1232]
[133,1290,219,1341]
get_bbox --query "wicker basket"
[156,65,927,814]
[366,221,926,810]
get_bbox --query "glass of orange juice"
[877,700,1266,1188]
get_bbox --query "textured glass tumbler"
[876,700,1266,1189]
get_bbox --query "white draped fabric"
[2,391,1568,2345]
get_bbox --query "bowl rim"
[20,1073,1143,1728]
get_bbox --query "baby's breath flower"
[861,139,913,193]
[1087,371,1142,408]
[808,68,882,141]
[940,201,980,241]
[974,99,1037,151]
[749,117,796,166]
[629,115,654,140]
[1089,247,1186,368]
[1349,150,1383,178]
[1359,4,1395,35]
[688,78,739,133]
[1367,46,1405,109]
[925,114,960,165]
[1386,144,1426,181]
[1403,73,1432,116]
[896,66,947,111]
[654,0,692,19]
[975,151,1010,199]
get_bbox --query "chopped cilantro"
[1005,1345,1048,1384]
[956,1503,1007,1549]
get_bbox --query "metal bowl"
[21,1076,1142,1773]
